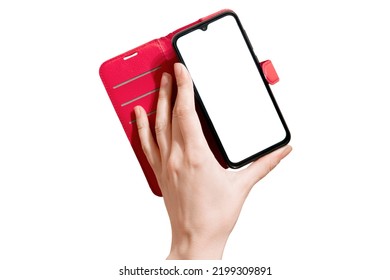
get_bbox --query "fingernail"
[174,63,183,76]
[134,106,140,118]
[280,145,292,159]
[161,72,168,86]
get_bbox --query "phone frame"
[172,11,291,168]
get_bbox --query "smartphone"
[172,11,290,168]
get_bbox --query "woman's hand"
[135,63,292,259]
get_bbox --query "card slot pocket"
[121,88,159,107]
[116,88,159,125]
[113,66,161,89]
[111,67,163,106]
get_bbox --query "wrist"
[167,231,228,260]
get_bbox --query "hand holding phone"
[135,63,292,259]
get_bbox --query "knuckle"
[173,106,191,119]
[136,119,146,131]
[186,154,203,169]
[158,92,168,101]
[154,120,167,135]
[166,157,180,174]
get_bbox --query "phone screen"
[173,12,290,168]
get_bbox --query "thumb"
[239,145,292,192]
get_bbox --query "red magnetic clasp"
[260,60,279,85]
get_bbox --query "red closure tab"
[260,60,279,85]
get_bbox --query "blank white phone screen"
[175,14,287,164]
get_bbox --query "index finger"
[172,63,206,148]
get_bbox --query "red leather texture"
[99,10,279,196]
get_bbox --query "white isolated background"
[0,1,389,280]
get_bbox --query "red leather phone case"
[99,9,279,196]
